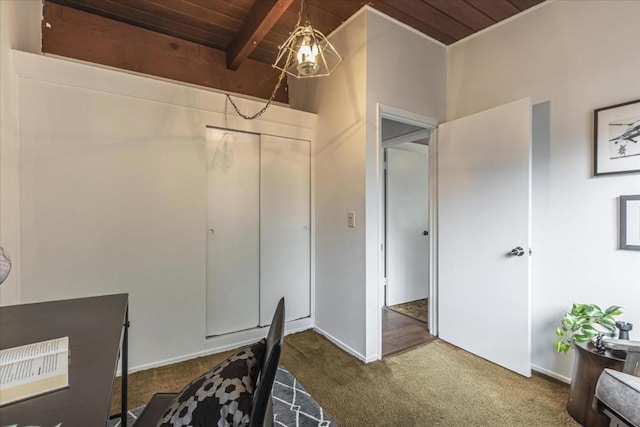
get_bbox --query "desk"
[0,294,129,427]
[567,340,625,427]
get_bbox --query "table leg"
[121,308,129,427]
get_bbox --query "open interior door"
[386,145,429,307]
[438,98,532,377]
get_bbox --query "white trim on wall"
[427,129,439,336]
[331,2,556,54]
[447,0,554,49]
[362,6,447,48]
[532,364,571,385]
[314,326,370,363]
[118,317,314,376]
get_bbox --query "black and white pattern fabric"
[107,365,336,427]
[157,340,265,427]
[272,367,336,427]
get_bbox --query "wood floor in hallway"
[382,307,436,357]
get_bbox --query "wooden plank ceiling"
[43,0,545,103]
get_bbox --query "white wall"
[290,7,446,360]
[448,0,640,380]
[365,10,446,123]
[364,10,446,359]
[0,0,42,306]
[289,11,369,358]
[4,49,316,370]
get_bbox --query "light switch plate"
[348,211,356,228]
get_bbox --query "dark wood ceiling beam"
[227,0,294,71]
[42,2,288,103]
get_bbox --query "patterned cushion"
[157,340,265,427]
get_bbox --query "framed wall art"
[594,99,640,176]
[620,195,640,251]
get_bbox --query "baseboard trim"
[532,364,571,384]
[364,354,380,363]
[119,317,314,375]
[314,326,367,363]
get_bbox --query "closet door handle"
[208,228,215,235]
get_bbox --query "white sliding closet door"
[260,135,311,325]
[206,128,260,336]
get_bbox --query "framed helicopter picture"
[594,99,640,176]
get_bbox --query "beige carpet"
[389,298,428,323]
[112,330,577,426]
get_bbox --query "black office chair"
[135,298,285,427]
[592,338,640,427]
[250,297,285,427]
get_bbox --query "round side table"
[567,341,625,427]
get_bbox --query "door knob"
[423,230,429,236]
[208,228,215,235]
[510,246,525,257]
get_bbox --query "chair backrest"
[593,338,640,427]
[603,338,640,375]
[250,297,285,427]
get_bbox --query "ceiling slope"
[43,0,546,101]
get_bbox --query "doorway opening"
[379,113,437,357]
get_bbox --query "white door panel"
[206,128,260,336]
[438,98,532,377]
[386,146,429,306]
[260,135,311,325]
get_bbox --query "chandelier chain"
[302,0,311,24]
[225,0,306,121]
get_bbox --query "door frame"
[376,104,438,360]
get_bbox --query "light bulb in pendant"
[296,30,319,76]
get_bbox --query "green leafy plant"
[554,303,623,353]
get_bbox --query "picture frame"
[620,195,640,251]
[594,99,640,176]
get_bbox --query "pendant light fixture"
[273,0,342,78]
[226,0,341,119]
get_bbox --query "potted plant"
[554,303,623,353]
